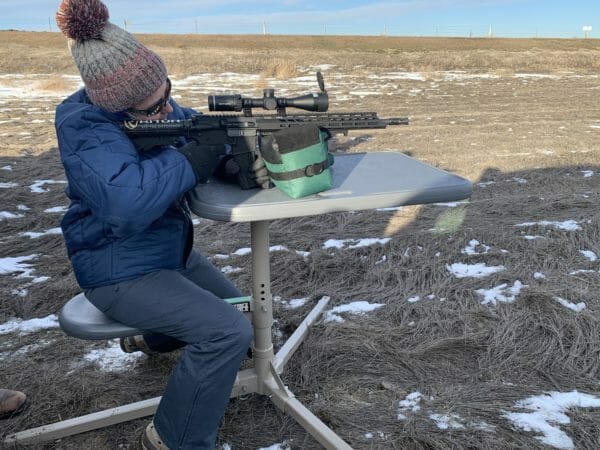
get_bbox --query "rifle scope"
[208,89,329,114]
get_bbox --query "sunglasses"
[126,78,171,117]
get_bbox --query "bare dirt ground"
[2,32,600,449]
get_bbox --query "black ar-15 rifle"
[122,72,409,189]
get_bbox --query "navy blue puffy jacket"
[55,89,198,288]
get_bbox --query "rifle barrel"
[387,117,410,125]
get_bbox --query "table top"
[188,152,472,222]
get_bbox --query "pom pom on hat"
[56,0,168,112]
[56,0,109,41]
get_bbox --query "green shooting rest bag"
[260,125,334,199]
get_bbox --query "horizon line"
[0,28,596,40]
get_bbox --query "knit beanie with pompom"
[56,0,167,112]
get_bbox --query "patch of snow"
[0,338,55,361]
[429,413,465,430]
[10,288,28,297]
[287,298,308,309]
[515,220,581,231]
[0,211,24,220]
[553,297,586,312]
[514,73,560,79]
[476,281,527,306]
[221,266,243,274]
[257,443,291,450]
[323,238,390,249]
[579,250,597,262]
[0,254,41,280]
[569,269,595,275]
[462,239,490,255]
[398,392,423,419]
[82,339,142,372]
[446,263,505,278]
[434,201,468,207]
[504,391,600,449]
[29,179,67,193]
[323,301,385,323]
[349,91,381,97]
[21,227,62,239]
[0,314,59,335]
[44,206,68,213]
[376,206,402,211]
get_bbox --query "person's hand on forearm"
[251,156,270,189]
[214,154,271,189]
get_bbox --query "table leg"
[249,221,353,450]
[3,397,160,444]
[250,220,275,389]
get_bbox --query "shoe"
[120,335,155,355]
[141,421,170,450]
[0,389,27,419]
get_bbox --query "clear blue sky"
[2,0,598,38]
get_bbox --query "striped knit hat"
[56,0,167,113]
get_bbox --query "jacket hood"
[56,88,129,125]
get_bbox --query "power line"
[0,20,595,39]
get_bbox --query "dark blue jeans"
[86,250,253,449]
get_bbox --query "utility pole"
[583,25,592,38]
[123,19,127,30]
[262,21,267,35]
[383,24,387,36]
[488,25,493,37]
[48,17,52,31]
[195,20,199,34]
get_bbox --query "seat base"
[58,293,253,341]
[58,293,143,340]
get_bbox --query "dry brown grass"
[259,60,300,79]
[2,31,600,76]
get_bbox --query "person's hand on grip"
[252,156,270,189]
[177,141,224,183]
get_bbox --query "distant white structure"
[488,25,493,37]
[583,25,592,38]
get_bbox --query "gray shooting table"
[187,151,472,449]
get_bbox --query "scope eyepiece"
[208,94,243,112]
